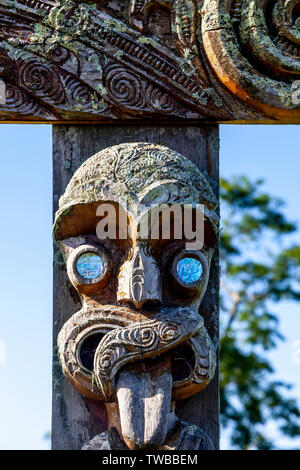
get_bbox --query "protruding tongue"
[116,354,173,450]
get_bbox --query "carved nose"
[131,267,146,307]
[117,243,162,309]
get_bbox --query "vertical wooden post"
[52,125,219,450]
[1,0,297,453]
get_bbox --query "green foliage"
[220,176,300,449]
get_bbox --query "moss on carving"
[0,0,227,116]
[201,0,297,110]
[0,40,46,63]
[53,142,219,239]
[137,37,158,48]
[239,1,300,76]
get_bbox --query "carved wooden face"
[55,143,218,449]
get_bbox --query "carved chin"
[58,305,216,449]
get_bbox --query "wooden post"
[1,0,298,453]
[52,124,219,450]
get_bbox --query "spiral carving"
[64,76,93,110]
[1,0,299,121]
[22,62,52,92]
[6,84,37,113]
[4,83,53,117]
[272,0,300,55]
[98,346,121,373]
[71,83,91,107]
[239,0,300,75]
[48,45,70,65]
[145,84,178,113]
[20,61,65,105]
[94,308,202,400]
[158,322,179,342]
[202,0,300,119]
[119,324,158,349]
[106,64,145,110]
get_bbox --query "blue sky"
[0,124,299,449]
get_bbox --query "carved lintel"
[0,0,299,122]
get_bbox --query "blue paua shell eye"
[176,257,203,284]
[76,253,104,280]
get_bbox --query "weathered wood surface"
[52,124,219,450]
[1,0,299,124]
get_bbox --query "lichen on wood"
[0,0,298,122]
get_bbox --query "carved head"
[54,143,218,450]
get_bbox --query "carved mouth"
[58,305,215,402]
[171,343,196,382]
[58,305,216,450]
[79,333,196,384]
[79,332,106,371]
[78,329,196,449]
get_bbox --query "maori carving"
[202,0,300,121]
[0,0,299,122]
[54,143,218,450]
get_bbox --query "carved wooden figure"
[0,0,299,453]
[54,142,218,450]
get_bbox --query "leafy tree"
[220,176,300,449]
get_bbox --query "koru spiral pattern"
[0,0,299,122]
[202,0,300,120]
[94,307,202,400]
[57,305,215,402]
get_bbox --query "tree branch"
[221,280,241,337]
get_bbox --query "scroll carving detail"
[0,0,299,122]
[202,0,300,120]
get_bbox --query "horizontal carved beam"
[0,0,299,123]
